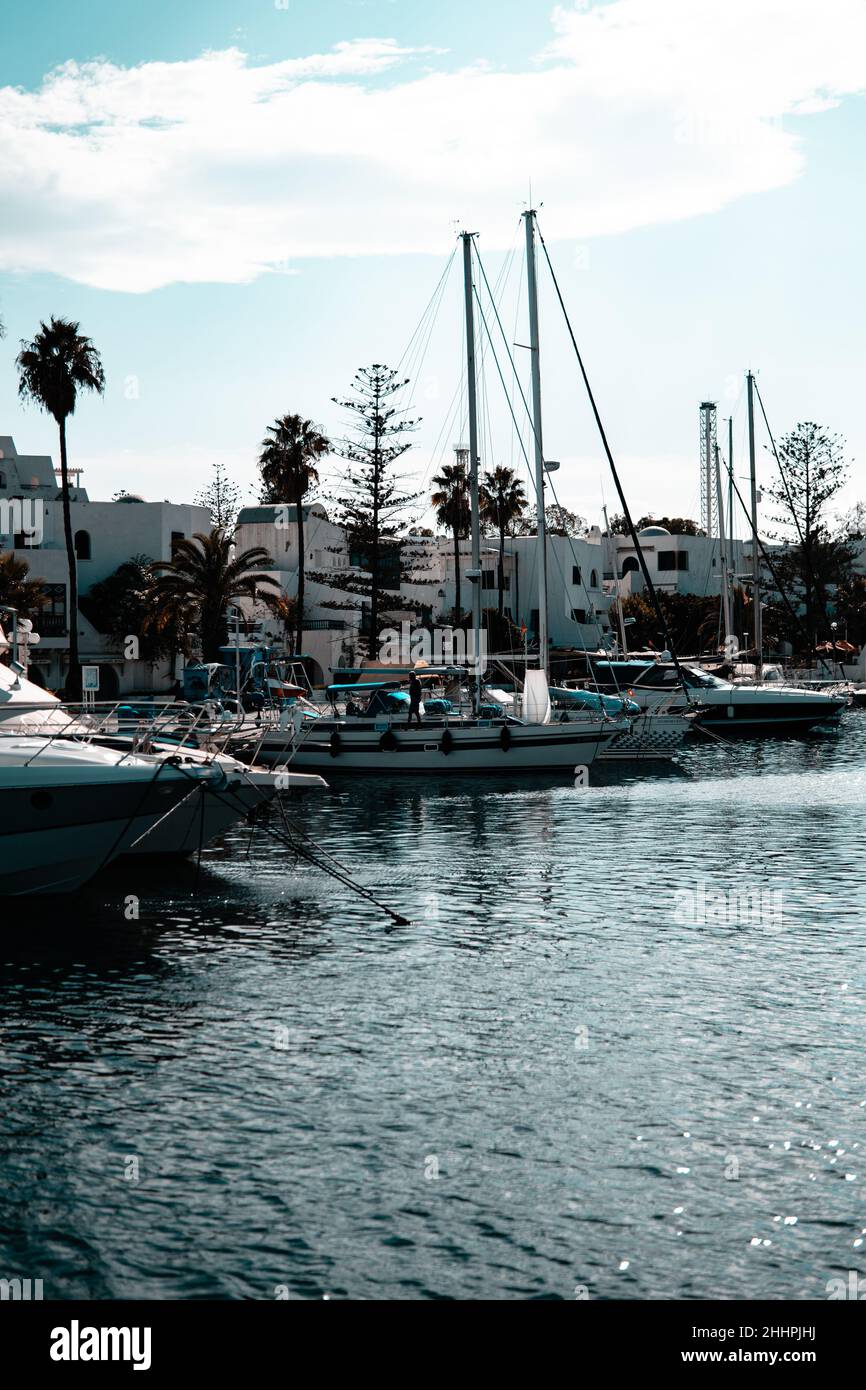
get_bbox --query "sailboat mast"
[461,232,483,707]
[747,371,762,679]
[523,209,549,674]
[714,443,733,645]
[727,414,734,637]
[602,503,627,654]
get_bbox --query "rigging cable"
[473,245,631,696]
[534,219,694,704]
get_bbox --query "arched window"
[74,530,91,561]
[590,569,598,588]
[621,556,639,577]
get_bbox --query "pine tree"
[328,365,421,655]
[195,459,243,532]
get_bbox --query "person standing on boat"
[407,672,423,727]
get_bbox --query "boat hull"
[691,697,845,736]
[611,689,845,736]
[0,774,215,895]
[119,771,277,857]
[243,717,621,773]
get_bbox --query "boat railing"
[0,699,244,765]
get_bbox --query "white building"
[234,502,367,684]
[393,524,748,652]
[231,500,759,681]
[0,434,209,694]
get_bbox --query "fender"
[499,724,512,751]
[379,729,398,752]
[329,731,341,758]
[440,728,454,755]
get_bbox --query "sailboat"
[246,226,627,774]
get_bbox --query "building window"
[482,570,496,589]
[621,556,640,576]
[0,471,5,489]
[41,583,67,636]
[74,530,91,561]
[572,608,587,624]
[658,551,677,571]
[572,565,581,585]
[530,608,539,634]
[590,569,598,588]
[171,531,185,555]
[678,551,689,571]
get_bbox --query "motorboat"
[0,655,74,734]
[0,736,322,896]
[586,658,846,736]
[0,738,230,894]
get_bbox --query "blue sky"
[1,0,864,537]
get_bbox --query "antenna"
[699,402,717,537]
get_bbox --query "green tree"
[763,422,854,644]
[620,592,725,654]
[195,459,243,532]
[258,414,329,657]
[330,366,420,654]
[607,514,704,536]
[80,556,184,667]
[431,460,470,623]
[16,317,105,695]
[0,552,47,625]
[149,529,279,663]
[480,465,527,617]
[515,502,587,538]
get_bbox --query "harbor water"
[2,714,865,1300]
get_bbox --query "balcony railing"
[38,614,68,636]
[302,618,346,631]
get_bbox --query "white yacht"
[0,654,74,733]
[0,739,235,895]
[586,658,846,736]
[0,733,325,896]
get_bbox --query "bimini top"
[592,659,657,669]
[326,680,401,696]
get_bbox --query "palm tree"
[149,529,279,663]
[17,318,105,695]
[258,414,329,657]
[480,466,527,617]
[431,461,471,623]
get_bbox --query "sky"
[0,0,865,539]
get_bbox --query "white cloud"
[0,2,864,292]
